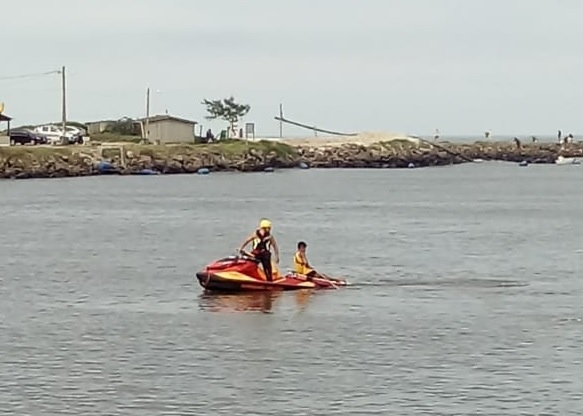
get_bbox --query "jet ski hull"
[196,270,317,292]
[195,254,347,292]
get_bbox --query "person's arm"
[271,236,280,263]
[238,233,254,253]
[301,252,311,268]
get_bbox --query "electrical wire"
[0,70,61,81]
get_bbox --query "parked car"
[9,129,49,145]
[33,124,85,144]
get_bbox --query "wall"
[87,121,113,135]
[148,120,195,143]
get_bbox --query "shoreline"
[1,139,582,180]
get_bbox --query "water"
[1,163,582,415]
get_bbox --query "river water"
[1,163,582,415]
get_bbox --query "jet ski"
[195,252,347,292]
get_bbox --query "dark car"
[9,129,48,146]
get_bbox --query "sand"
[279,131,419,147]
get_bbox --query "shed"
[86,119,116,135]
[138,114,198,143]
[0,113,11,131]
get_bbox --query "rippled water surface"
[1,163,582,415]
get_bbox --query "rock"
[3,141,583,180]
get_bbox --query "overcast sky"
[1,0,582,137]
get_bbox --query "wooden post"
[119,145,126,168]
[279,103,283,138]
[145,87,150,140]
[61,66,67,145]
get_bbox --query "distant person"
[558,130,562,144]
[485,130,492,139]
[293,241,325,281]
[205,129,215,143]
[239,219,280,282]
[513,137,521,148]
[433,129,440,141]
[531,136,537,143]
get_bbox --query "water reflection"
[293,289,313,312]
[198,289,318,313]
[198,291,282,313]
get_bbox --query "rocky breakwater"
[2,138,583,180]
[0,140,301,179]
[0,147,96,179]
[295,138,583,168]
[119,140,299,174]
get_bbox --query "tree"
[201,96,250,137]
[104,117,139,136]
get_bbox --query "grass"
[195,139,296,157]
[111,139,297,159]
[91,132,143,143]
[0,145,74,162]
[0,139,297,164]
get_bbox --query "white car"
[34,125,85,144]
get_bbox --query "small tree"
[202,96,250,138]
[105,117,139,136]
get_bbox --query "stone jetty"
[1,138,582,180]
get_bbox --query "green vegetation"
[101,117,140,136]
[197,139,294,157]
[201,96,250,132]
[0,145,74,160]
[124,139,296,158]
[91,132,143,143]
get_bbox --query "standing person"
[239,219,279,282]
[558,130,562,144]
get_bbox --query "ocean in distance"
[0,162,582,415]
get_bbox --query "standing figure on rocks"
[205,129,215,143]
[513,137,521,148]
[558,130,562,144]
[239,219,280,282]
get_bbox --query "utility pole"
[61,66,67,145]
[145,87,150,140]
[279,103,283,138]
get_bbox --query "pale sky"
[1,0,582,137]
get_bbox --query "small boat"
[132,168,159,175]
[555,156,581,165]
[195,252,348,292]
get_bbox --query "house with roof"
[137,114,198,144]
[85,119,116,135]
[0,113,12,145]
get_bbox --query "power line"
[0,70,61,81]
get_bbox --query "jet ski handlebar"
[235,250,260,262]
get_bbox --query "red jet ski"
[195,252,348,292]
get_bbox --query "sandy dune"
[279,131,418,147]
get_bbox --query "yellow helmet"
[259,219,272,229]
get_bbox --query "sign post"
[245,123,255,140]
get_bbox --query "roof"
[138,114,197,125]
[85,119,116,125]
[0,114,12,122]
